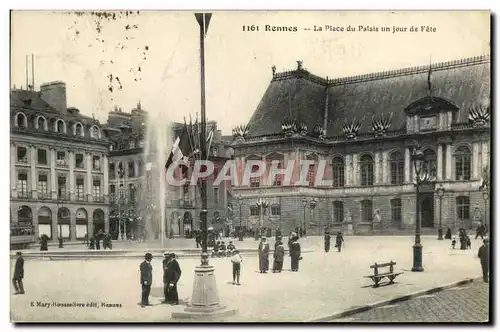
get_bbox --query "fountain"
[140,110,173,248]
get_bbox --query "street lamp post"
[436,186,445,240]
[411,145,426,272]
[302,197,307,236]
[175,13,236,318]
[238,195,243,241]
[310,198,317,235]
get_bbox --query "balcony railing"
[93,195,106,203]
[75,194,88,202]
[56,160,68,167]
[57,193,71,201]
[38,192,51,200]
[17,191,32,199]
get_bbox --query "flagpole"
[173,13,236,319]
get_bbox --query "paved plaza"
[10,236,485,322]
[332,281,490,322]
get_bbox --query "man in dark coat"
[477,238,489,283]
[273,241,285,273]
[324,229,331,252]
[290,236,301,272]
[476,224,486,239]
[162,252,171,302]
[139,253,153,307]
[165,253,182,305]
[335,232,344,252]
[445,228,452,240]
[40,234,49,251]
[13,251,25,295]
[258,237,270,273]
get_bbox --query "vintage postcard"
[9,10,490,323]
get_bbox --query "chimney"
[40,81,67,113]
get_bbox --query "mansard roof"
[246,55,490,138]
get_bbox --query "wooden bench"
[364,261,403,287]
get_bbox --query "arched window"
[454,146,471,181]
[250,164,260,188]
[36,116,47,131]
[16,113,27,128]
[56,119,66,134]
[456,196,470,221]
[306,154,318,187]
[75,123,84,137]
[90,126,100,139]
[423,149,437,178]
[333,201,344,224]
[332,156,345,188]
[390,152,405,185]
[360,154,374,186]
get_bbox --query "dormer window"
[15,112,27,128]
[90,126,100,139]
[56,119,66,134]
[36,116,48,131]
[75,123,84,137]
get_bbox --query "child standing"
[230,250,243,285]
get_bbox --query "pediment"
[405,96,458,115]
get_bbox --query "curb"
[309,276,482,322]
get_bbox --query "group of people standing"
[257,233,302,274]
[324,230,344,253]
[139,252,182,307]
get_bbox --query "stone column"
[381,151,388,184]
[437,144,443,181]
[10,144,16,197]
[472,142,480,179]
[352,153,358,186]
[374,152,381,184]
[345,155,351,186]
[69,151,75,201]
[404,148,411,183]
[86,152,92,202]
[30,145,37,199]
[50,148,57,199]
[134,159,139,178]
[103,155,109,202]
[447,113,453,130]
[482,141,489,173]
[445,144,453,180]
[414,116,419,132]
[70,211,77,241]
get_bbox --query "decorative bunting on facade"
[371,112,393,137]
[312,124,326,140]
[342,117,363,140]
[468,103,490,128]
[232,124,250,141]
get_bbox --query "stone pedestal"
[346,223,353,236]
[172,263,237,320]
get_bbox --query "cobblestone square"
[10,236,486,322]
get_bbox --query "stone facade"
[10,83,109,243]
[230,56,491,235]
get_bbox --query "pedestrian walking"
[290,235,302,272]
[477,238,489,283]
[162,252,171,303]
[230,250,243,285]
[139,253,153,307]
[475,224,485,240]
[12,251,25,295]
[324,229,331,252]
[258,237,270,273]
[335,232,344,252]
[272,240,285,273]
[445,228,452,240]
[165,253,181,305]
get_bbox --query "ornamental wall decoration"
[371,112,394,137]
[342,117,363,140]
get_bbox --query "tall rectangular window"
[17,173,28,196]
[56,151,67,167]
[37,149,48,165]
[456,196,470,221]
[128,161,135,177]
[38,174,48,197]
[128,183,135,202]
[109,163,115,179]
[57,176,67,198]
[213,187,219,204]
[333,201,344,223]
[390,199,402,226]
[76,178,85,200]
[307,164,316,187]
[92,179,101,198]
[332,157,345,188]
[93,156,101,171]
[250,165,260,188]
[75,153,84,168]
[17,147,27,163]
[271,205,281,216]
[361,200,373,222]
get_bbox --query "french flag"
[165,125,193,175]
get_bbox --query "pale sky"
[10,10,490,134]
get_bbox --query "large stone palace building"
[230,55,491,235]
[10,82,109,243]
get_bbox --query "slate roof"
[246,55,490,138]
[10,89,57,114]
